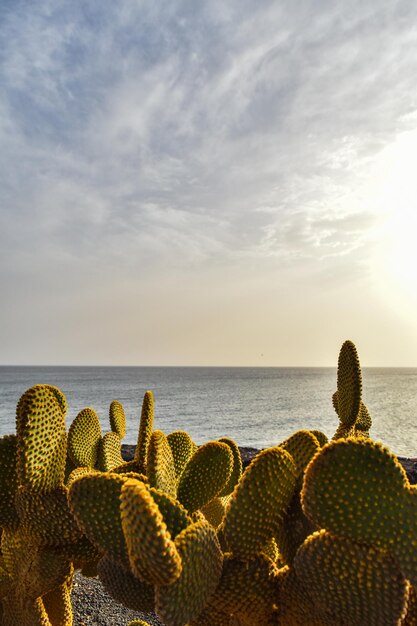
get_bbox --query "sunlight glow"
[370,127,417,315]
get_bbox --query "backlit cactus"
[221,446,297,558]
[177,441,234,513]
[0,385,91,626]
[293,529,409,625]
[67,407,102,469]
[1,338,415,625]
[302,437,417,586]
[134,391,155,473]
[110,399,126,439]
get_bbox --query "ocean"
[1,366,417,457]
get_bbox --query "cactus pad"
[211,553,278,624]
[167,430,198,481]
[155,519,223,626]
[222,446,297,558]
[98,555,155,612]
[109,399,126,439]
[0,435,19,529]
[68,472,129,565]
[120,478,182,585]
[335,340,362,427]
[134,390,154,472]
[177,441,233,513]
[217,437,243,497]
[302,438,417,585]
[98,431,124,472]
[67,407,102,468]
[294,529,409,625]
[146,430,177,498]
[16,385,67,492]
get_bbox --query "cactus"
[120,478,183,586]
[221,446,297,559]
[177,441,233,513]
[97,431,124,472]
[155,519,223,626]
[0,436,19,530]
[206,553,279,624]
[98,556,155,612]
[68,471,129,565]
[16,384,67,492]
[293,529,409,625]
[67,407,102,468]
[146,430,177,498]
[167,430,198,481]
[217,438,242,497]
[109,399,126,439]
[0,385,86,625]
[134,391,154,473]
[302,437,417,586]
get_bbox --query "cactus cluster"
[0,340,416,625]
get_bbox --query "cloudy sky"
[1,0,417,366]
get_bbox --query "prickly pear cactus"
[302,437,417,585]
[0,385,95,626]
[134,391,155,473]
[67,407,102,469]
[110,400,126,440]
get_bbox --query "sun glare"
[370,127,417,315]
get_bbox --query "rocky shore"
[71,445,417,626]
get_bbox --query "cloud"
[1,0,417,363]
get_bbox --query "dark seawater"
[1,366,416,457]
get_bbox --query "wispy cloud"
[1,0,417,363]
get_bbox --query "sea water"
[0,366,416,457]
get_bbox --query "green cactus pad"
[217,438,243,497]
[302,438,417,585]
[201,496,229,529]
[134,390,154,472]
[120,478,182,586]
[167,430,198,481]
[177,441,233,513]
[222,446,297,558]
[275,566,327,626]
[146,430,177,498]
[97,431,124,472]
[188,604,233,625]
[294,530,409,625]
[67,407,102,468]
[279,430,321,482]
[16,385,67,492]
[98,555,155,612]
[66,466,97,487]
[355,401,372,435]
[68,472,129,565]
[336,340,362,427]
[309,430,328,447]
[111,460,149,479]
[275,489,316,565]
[109,399,126,439]
[0,435,19,530]
[211,553,278,624]
[149,487,191,539]
[155,519,223,626]
[16,485,82,545]
[42,577,73,626]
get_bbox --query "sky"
[1,0,417,366]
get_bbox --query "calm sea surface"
[1,366,417,457]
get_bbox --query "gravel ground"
[70,445,417,625]
[71,572,164,626]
